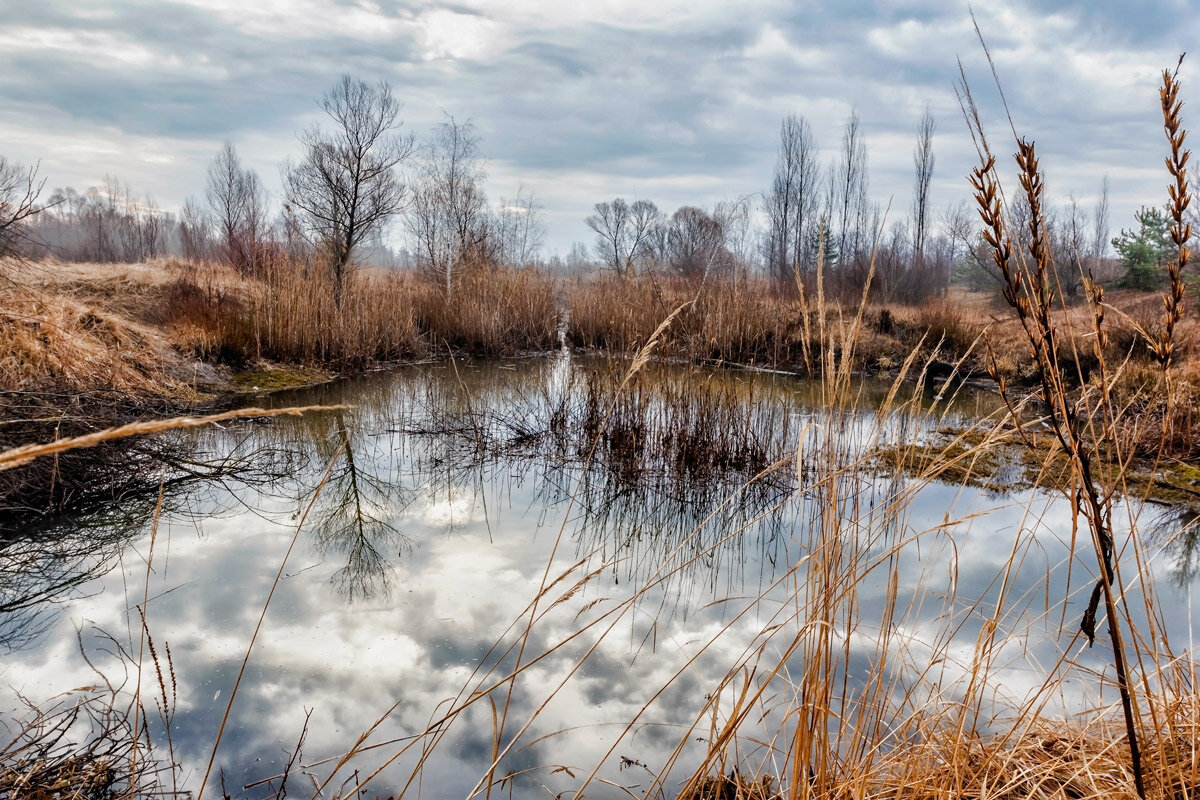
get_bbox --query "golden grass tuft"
[412,263,560,355]
[0,278,184,397]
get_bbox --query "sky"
[1,0,1197,258]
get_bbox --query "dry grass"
[0,625,183,800]
[155,257,559,366]
[0,275,187,398]
[411,263,560,355]
[156,254,424,367]
[567,273,832,369]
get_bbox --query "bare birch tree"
[407,116,491,294]
[494,186,545,266]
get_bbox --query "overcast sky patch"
[1,0,1196,255]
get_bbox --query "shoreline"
[2,257,1197,519]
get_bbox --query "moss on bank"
[227,363,335,394]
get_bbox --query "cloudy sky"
[1,0,1196,256]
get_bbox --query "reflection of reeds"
[401,359,809,484]
[0,627,181,800]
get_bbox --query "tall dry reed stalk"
[962,43,1193,799]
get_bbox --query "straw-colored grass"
[411,263,561,355]
[0,276,186,398]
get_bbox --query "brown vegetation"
[6,251,1200,464]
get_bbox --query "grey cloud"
[2,0,428,141]
[508,40,596,79]
[450,20,765,150]
[1020,0,1190,46]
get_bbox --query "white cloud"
[0,26,167,68]
[164,0,410,40]
[418,9,504,61]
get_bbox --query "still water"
[1,354,1197,798]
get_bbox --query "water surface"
[1,354,1196,798]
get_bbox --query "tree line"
[2,73,1196,303]
[6,76,548,305]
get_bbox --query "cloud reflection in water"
[1,356,1198,798]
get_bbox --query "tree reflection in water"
[0,513,136,653]
[1145,504,1200,588]
[0,433,307,654]
[2,356,1011,648]
[309,411,412,602]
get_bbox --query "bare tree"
[833,112,869,266]
[1058,194,1089,297]
[764,114,820,284]
[116,190,169,262]
[284,75,415,305]
[627,200,661,275]
[714,195,755,272]
[585,198,660,277]
[68,185,118,262]
[407,116,491,294]
[942,199,999,290]
[206,142,266,272]
[586,199,627,275]
[912,108,936,265]
[178,197,213,261]
[278,203,311,263]
[660,206,726,277]
[494,185,545,266]
[0,157,49,261]
[565,241,591,271]
[37,177,170,263]
[1091,175,1110,269]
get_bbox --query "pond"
[1,353,1197,799]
